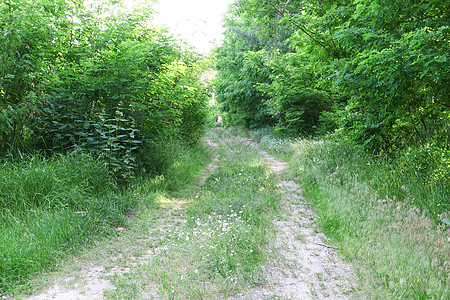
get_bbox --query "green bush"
[1,0,210,181]
[34,100,142,181]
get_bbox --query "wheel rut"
[23,133,359,300]
[232,136,359,300]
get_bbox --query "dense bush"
[0,0,211,180]
[214,13,275,129]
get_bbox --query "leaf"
[75,132,87,137]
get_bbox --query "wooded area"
[0,0,449,298]
[215,0,449,154]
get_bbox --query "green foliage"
[258,52,332,136]
[259,133,449,298]
[215,0,450,152]
[214,12,275,129]
[34,100,142,181]
[0,0,211,180]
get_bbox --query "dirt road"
[24,133,359,299]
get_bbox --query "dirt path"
[25,209,188,300]
[231,137,359,299]
[23,134,359,300]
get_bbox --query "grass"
[0,154,123,294]
[257,132,450,299]
[98,128,280,299]
[0,139,210,297]
[6,125,447,298]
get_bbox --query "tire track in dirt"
[231,136,360,300]
[25,210,187,300]
[23,136,222,300]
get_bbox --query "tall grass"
[138,139,211,192]
[0,154,131,293]
[0,140,211,295]
[0,154,121,213]
[258,133,449,299]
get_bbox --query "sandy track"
[231,137,359,299]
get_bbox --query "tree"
[214,5,275,128]
[216,0,450,150]
[0,0,211,180]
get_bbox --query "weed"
[109,128,279,298]
[295,233,307,243]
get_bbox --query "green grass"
[257,132,450,299]
[149,140,211,192]
[0,139,210,296]
[185,132,278,283]
[0,154,128,294]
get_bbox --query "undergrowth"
[0,154,122,293]
[258,132,450,299]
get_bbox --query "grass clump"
[259,134,449,299]
[143,139,210,192]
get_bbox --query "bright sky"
[124,0,234,54]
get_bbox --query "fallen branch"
[311,241,339,250]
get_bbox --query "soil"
[22,135,359,300]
